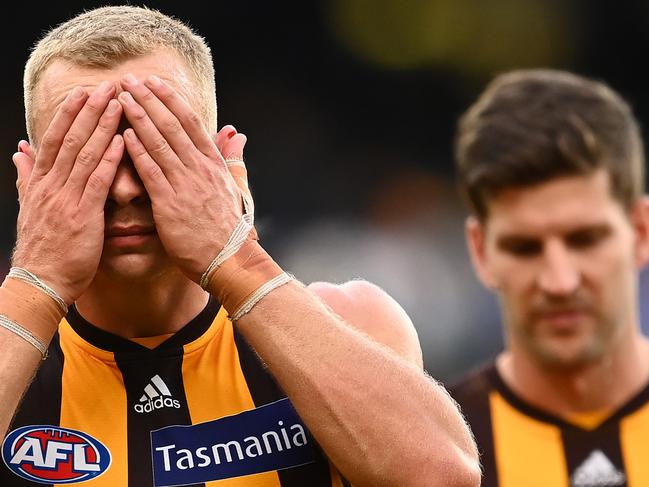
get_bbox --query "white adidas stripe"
[139,375,172,402]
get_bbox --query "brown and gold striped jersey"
[449,363,649,487]
[1,298,348,487]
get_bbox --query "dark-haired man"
[449,68,649,486]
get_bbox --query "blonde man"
[0,6,479,487]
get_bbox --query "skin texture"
[2,50,481,486]
[466,170,649,415]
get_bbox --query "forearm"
[234,280,480,487]
[0,278,63,435]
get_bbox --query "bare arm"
[235,279,480,487]
[118,74,480,487]
[0,83,123,435]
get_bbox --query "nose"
[107,157,147,208]
[537,239,581,296]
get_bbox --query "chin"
[97,252,174,282]
[532,338,605,370]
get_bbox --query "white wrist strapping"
[200,174,255,290]
[0,314,48,359]
[8,267,68,315]
[229,272,293,321]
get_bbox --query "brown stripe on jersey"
[233,328,341,487]
[2,333,64,487]
[115,347,204,487]
[562,424,626,487]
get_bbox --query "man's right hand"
[11,82,124,305]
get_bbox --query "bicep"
[308,280,423,368]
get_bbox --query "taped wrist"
[0,277,66,356]
[205,239,289,319]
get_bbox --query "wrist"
[205,240,288,318]
[0,277,66,348]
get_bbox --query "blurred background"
[1,0,648,383]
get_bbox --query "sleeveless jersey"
[449,363,649,487]
[1,298,349,487]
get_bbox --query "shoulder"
[447,362,497,409]
[307,279,422,367]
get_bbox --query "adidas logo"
[571,450,625,487]
[134,374,181,414]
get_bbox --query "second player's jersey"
[449,362,649,487]
[1,298,348,487]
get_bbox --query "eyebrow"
[495,223,613,247]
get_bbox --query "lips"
[105,225,156,238]
[104,225,157,248]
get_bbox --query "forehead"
[33,50,195,141]
[484,170,628,236]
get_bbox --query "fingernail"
[98,80,113,95]
[111,135,123,148]
[106,99,120,114]
[71,86,85,99]
[124,129,137,141]
[17,140,26,152]
[123,73,138,85]
[119,92,135,105]
[147,75,162,87]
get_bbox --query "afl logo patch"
[2,425,111,484]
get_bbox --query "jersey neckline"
[487,362,649,431]
[64,296,221,354]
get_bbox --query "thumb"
[13,144,35,203]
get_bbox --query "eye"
[497,238,542,257]
[565,226,611,249]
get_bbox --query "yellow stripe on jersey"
[58,319,128,486]
[621,400,649,486]
[490,391,568,487]
[182,308,281,487]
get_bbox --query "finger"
[13,151,34,203]
[118,90,186,184]
[222,132,247,160]
[214,125,236,154]
[123,128,175,200]
[121,74,207,168]
[140,74,220,160]
[48,81,116,185]
[66,99,123,196]
[33,86,88,178]
[78,135,123,211]
[18,140,35,160]
[220,133,257,239]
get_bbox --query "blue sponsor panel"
[151,398,315,486]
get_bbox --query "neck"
[75,268,209,338]
[498,331,649,418]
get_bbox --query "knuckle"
[63,132,83,150]
[41,132,60,149]
[146,163,165,182]
[185,111,202,128]
[150,138,172,157]
[75,149,96,167]
[160,117,182,135]
[85,173,106,192]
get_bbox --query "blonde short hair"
[24,5,217,142]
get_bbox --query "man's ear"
[465,216,498,290]
[631,195,649,268]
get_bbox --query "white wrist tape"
[0,314,48,359]
[8,267,68,314]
